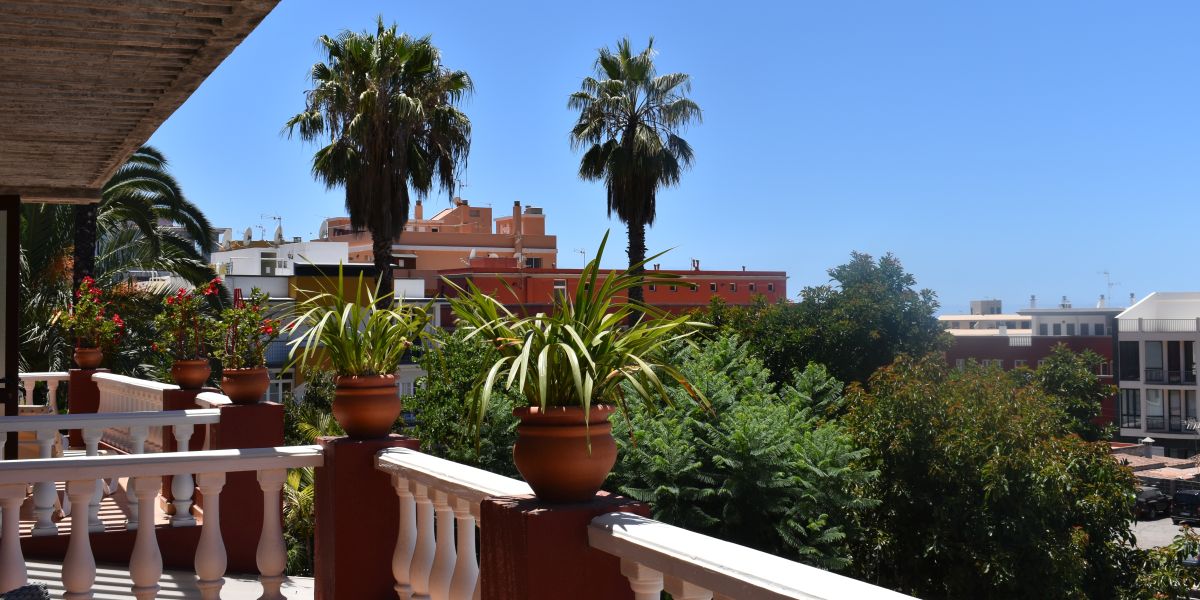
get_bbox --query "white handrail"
[589,512,917,600]
[0,409,220,434]
[17,372,68,412]
[376,447,532,599]
[94,372,180,453]
[0,445,323,598]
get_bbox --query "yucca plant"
[284,266,429,376]
[446,232,710,433]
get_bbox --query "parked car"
[1173,489,1200,525]
[1137,486,1171,520]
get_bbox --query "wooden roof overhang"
[0,0,279,204]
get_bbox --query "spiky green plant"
[446,233,709,434]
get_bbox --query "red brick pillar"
[314,434,419,600]
[207,401,285,573]
[66,368,106,447]
[480,492,650,600]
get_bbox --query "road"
[1133,515,1194,549]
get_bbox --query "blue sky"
[148,1,1200,314]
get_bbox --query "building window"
[749,283,757,293]
[669,285,677,293]
[1096,361,1111,377]
[1037,359,1046,368]
[1038,324,1048,335]
[553,279,567,293]
[1146,341,1164,383]
[469,209,480,217]
[729,283,737,292]
[1052,323,1061,335]
[525,257,542,268]
[1014,359,1027,368]
[431,227,439,233]
[1119,341,1140,381]
[955,359,965,370]
[648,285,657,292]
[1147,389,1165,431]
[1079,323,1089,336]
[767,283,775,292]
[709,283,717,292]
[1066,323,1076,336]
[1094,323,1105,336]
[1120,389,1140,429]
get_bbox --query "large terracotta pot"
[74,346,103,369]
[221,367,269,405]
[333,375,400,439]
[512,405,617,503]
[170,359,211,390]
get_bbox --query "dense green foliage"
[1129,529,1200,599]
[704,252,947,385]
[1031,343,1114,441]
[286,18,471,285]
[405,330,518,476]
[568,37,700,308]
[608,334,876,570]
[281,369,341,576]
[844,355,1138,599]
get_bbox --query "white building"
[1116,292,1200,457]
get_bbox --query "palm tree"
[286,18,472,289]
[74,146,214,288]
[568,38,702,309]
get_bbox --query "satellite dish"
[243,227,253,243]
[274,224,284,245]
[221,230,231,246]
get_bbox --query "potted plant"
[284,267,428,439]
[211,288,280,404]
[153,280,220,389]
[447,233,708,502]
[53,276,125,369]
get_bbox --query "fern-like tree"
[569,37,701,309]
[287,18,472,288]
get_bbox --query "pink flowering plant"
[210,287,281,370]
[152,279,220,360]
[53,277,125,349]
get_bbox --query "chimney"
[1130,292,1136,306]
[415,200,423,220]
[1060,295,1071,309]
[653,264,660,271]
[1141,437,1155,458]
[691,258,700,271]
[1097,294,1106,308]
[1030,294,1037,309]
[512,201,524,259]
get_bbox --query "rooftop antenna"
[575,248,587,264]
[255,225,266,240]
[1099,270,1120,300]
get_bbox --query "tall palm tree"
[73,146,215,288]
[569,38,702,309]
[286,18,472,288]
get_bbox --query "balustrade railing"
[94,372,179,452]
[376,447,533,600]
[0,410,220,535]
[589,512,916,600]
[0,445,323,598]
[1119,318,1200,333]
[17,372,68,412]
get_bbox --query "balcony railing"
[0,445,324,597]
[1147,416,1166,432]
[1146,368,1165,383]
[1119,318,1200,333]
[1120,414,1141,429]
[17,372,68,410]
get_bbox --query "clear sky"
[148,0,1200,315]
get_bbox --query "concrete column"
[314,434,419,600]
[479,492,650,600]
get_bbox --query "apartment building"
[1116,292,1200,456]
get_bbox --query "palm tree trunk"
[626,220,646,323]
[72,203,98,288]
[371,229,393,308]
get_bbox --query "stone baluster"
[448,496,479,600]
[125,425,149,530]
[63,479,98,598]
[0,483,28,592]
[257,468,287,600]
[429,489,457,600]
[665,576,713,600]
[82,427,105,532]
[194,471,226,600]
[409,482,435,600]
[47,378,61,412]
[171,424,196,526]
[392,474,417,600]
[17,378,28,404]
[621,559,664,600]
[31,428,59,536]
[129,476,162,600]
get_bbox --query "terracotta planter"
[73,346,103,369]
[170,359,211,390]
[221,367,269,405]
[333,375,401,439]
[512,405,617,503]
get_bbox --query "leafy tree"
[74,146,214,288]
[568,37,701,310]
[281,369,341,576]
[1128,528,1200,599]
[1031,343,1113,441]
[608,334,876,570]
[287,18,471,287]
[701,251,947,385]
[405,329,518,477]
[844,355,1138,599]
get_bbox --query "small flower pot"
[220,367,269,405]
[333,375,401,439]
[73,346,103,370]
[512,405,617,503]
[170,359,211,390]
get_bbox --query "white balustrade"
[376,447,533,600]
[0,409,220,531]
[589,512,918,600]
[94,372,179,453]
[0,445,323,597]
[18,371,69,412]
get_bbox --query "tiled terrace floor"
[24,561,314,599]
